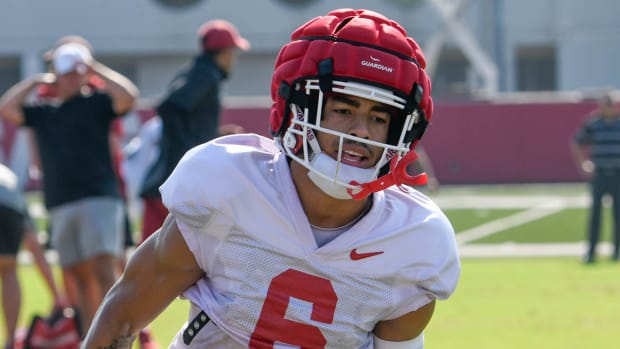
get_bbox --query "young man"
[0,42,139,334]
[83,8,460,348]
[139,19,249,243]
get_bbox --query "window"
[517,45,556,91]
[432,47,470,98]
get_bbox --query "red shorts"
[141,197,168,244]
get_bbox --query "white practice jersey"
[161,134,460,349]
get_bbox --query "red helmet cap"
[270,8,433,144]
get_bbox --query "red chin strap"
[347,150,428,200]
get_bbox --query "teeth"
[344,150,363,157]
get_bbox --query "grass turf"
[427,258,620,349]
[4,184,617,347]
[444,207,616,244]
[5,258,619,348]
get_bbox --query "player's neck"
[290,160,372,229]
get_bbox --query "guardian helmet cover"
[270,8,433,199]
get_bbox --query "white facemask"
[307,152,376,199]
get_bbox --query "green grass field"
[3,184,619,348]
[9,258,619,348]
[428,258,620,349]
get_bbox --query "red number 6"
[249,268,338,348]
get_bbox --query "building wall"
[2,0,620,98]
[501,0,620,92]
[0,0,437,99]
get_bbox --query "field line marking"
[456,199,567,245]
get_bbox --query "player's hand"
[581,160,594,175]
[37,73,56,85]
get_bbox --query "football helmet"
[270,8,433,199]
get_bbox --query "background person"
[139,19,249,243]
[121,115,162,225]
[0,163,67,349]
[571,93,620,263]
[0,41,138,334]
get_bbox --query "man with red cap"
[139,19,250,244]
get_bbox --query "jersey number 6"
[249,268,338,348]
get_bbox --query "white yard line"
[435,194,612,259]
[455,199,569,245]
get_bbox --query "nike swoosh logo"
[350,248,384,260]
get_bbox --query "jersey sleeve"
[160,135,278,273]
[160,143,231,272]
[388,205,461,320]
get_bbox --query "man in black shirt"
[0,42,138,332]
[140,19,249,243]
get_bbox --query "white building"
[1,0,619,101]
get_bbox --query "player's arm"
[372,300,436,349]
[82,215,203,349]
[0,73,54,125]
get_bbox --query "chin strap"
[347,150,428,200]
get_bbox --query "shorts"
[49,197,123,267]
[0,205,25,255]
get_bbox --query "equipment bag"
[23,307,82,349]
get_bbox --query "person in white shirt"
[82,8,460,349]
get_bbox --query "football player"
[83,8,460,349]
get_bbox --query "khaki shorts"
[49,197,123,267]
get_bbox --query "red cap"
[198,19,250,52]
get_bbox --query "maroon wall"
[420,101,597,184]
[1,100,598,185]
[221,101,599,184]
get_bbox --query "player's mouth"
[340,149,370,168]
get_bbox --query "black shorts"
[0,205,25,255]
